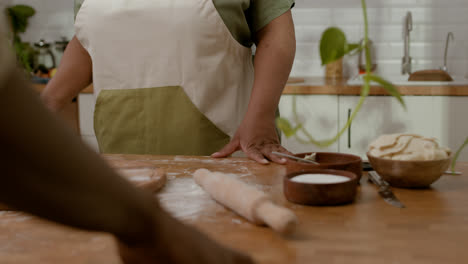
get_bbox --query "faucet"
[441,32,454,72]
[402,11,413,75]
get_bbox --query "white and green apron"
[75,0,294,156]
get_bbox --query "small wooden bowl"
[367,153,451,188]
[284,169,358,206]
[285,152,363,181]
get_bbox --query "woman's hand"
[212,117,292,165]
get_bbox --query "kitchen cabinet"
[77,90,467,160]
[78,94,99,151]
[337,96,434,159]
[432,96,468,162]
[279,95,339,153]
[279,94,467,161]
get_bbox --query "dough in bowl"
[369,133,451,161]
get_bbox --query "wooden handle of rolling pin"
[194,169,297,235]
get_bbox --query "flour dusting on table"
[0,212,33,224]
[157,177,224,221]
[173,156,253,164]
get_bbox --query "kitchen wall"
[6,0,468,78]
[6,0,75,63]
[292,0,468,78]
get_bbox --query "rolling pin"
[194,169,297,235]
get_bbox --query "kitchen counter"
[1,154,468,264]
[285,77,468,96]
[32,77,468,96]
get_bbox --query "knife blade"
[368,171,406,208]
[271,151,319,165]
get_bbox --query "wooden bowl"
[284,169,358,206]
[408,69,453,82]
[285,152,362,181]
[367,152,451,188]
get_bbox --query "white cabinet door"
[338,96,434,159]
[432,96,468,162]
[279,95,339,154]
[78,94,99,152]
[78,94,95,136]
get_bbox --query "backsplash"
[292,0,468,78]
[6,0,468,78]
[6,0,75,63]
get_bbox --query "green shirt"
[75,1,295,47]
[214,0,295,47]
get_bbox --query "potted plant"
[277,0,405,148]
[277,0,466,170]
[5,4,37,73]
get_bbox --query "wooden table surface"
[1,155,468,264]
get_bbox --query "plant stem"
[451,136,468,172]
[300,0,371,148]
[320,0,372,147]
[286,0,373,148]
[362,0,371,71]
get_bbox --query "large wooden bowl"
[367,152,451,188]
[285,152,362,181]
[284,169,358,206]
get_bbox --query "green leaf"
[365,74,406,110]
[7,5,36,34]
[346,43,360,53]
[9,5,36,17]
[276,117,301,138]
[320,27,348,65]
[451,136,468,172]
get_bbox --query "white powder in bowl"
[291,174,350,184]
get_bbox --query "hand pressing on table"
[212,115,292,165]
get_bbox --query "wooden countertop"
[285,77,468,96]
[32,77,468,96]
[1,154,468,264]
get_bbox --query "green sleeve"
[248,0,295,33]
[213,0,295,47]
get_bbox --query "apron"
[75,0,254,155]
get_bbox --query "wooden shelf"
[285,77,468,96]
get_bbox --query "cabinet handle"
[347,108,352,149]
